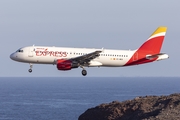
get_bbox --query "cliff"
[79,93,180,120]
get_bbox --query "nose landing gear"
[28,63,33,73]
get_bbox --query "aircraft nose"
[10,53,16,60]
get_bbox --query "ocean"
[0,77,179,120]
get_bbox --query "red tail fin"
[138,27,167,54]
[125,27,167,66]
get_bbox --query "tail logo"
[125,27,167,66]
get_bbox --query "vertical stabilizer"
[125,27,167,66]
[138,27,167,54]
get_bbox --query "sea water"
[0,77,179,120]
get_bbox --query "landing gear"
[28,63,33,73]
[82,69,87,76]
[80,66,87,76]
[28,69,32,73]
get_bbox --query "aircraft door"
[133,52,138,61]
[28,47,34,57]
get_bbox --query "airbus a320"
[10,27,169,76]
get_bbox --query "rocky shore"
[79,93,180,120]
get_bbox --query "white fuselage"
[10,46,135,67]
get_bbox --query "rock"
[79,93,180,120]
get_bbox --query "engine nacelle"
[56,59,78,70]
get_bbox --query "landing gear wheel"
[28,63,33,73]
[28,69,32,73]
[82,69,87,76]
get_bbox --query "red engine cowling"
[56,59,72,70]
[56,59,79,70]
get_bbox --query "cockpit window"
[16,49,23,53]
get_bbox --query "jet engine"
[56,59,78,70]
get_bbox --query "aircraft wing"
[70,50,102,66]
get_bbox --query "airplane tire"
[82,70,87,76]
[28,69,32,73]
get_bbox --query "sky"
[0,0,179,77]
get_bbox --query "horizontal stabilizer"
[146,53,169,61]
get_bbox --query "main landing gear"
[28,63,33,73]
[81,66,87,76]
[82,69,87,76]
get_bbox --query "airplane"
[10,26,169,76]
